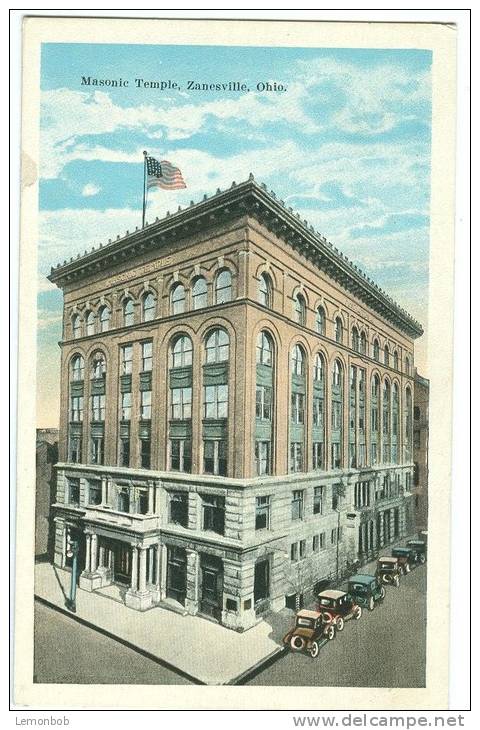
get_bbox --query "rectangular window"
[142,341,153,372]
[331,528,337,545]
[332,401,342,429]
[203,440,227,476]
[290,542,298,562]
[141,390,151,420]
[137,489,149,514]
[313,397,323,428]
[68,434,82,463]
[169,491,188,527]
[121,391,132,421]
[202,494,225,535]
[313,442,324,470]
[299,539,306,559]
[331,442,341,469]
[67,478,80,506]
[121,344,133,375]
[140,437,151,468]
[291,489,304,521]
[313,485,325,515]
[170,439,192,473]
[358,444,366,468]
[255,495,271,530]
[70,395,84,422]
[319,532,326,549]
[255,441,271,476]
[88,480,102,506]
[291,392,305,424]
[289,442,304,473]
[371,442,378,465]
[119,437,130,467]
[90,436,104,465]
[204,384,228,419]
[171,387,192,420]
[313,534,320,552]
[91,394,105,421]
[255,385,272,420]
[349,443,357,468]
[371,407,378,432]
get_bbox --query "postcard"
[15,15,456,710]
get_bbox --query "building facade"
[48,175,422,631]
[35,428,59,558]
[413,370,429,532]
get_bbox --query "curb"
[227,644,288,685]
[34,594,206,685]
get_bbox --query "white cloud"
[81,183,101,196]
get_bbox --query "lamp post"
[65,530,79,613]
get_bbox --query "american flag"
[146,156,186,190]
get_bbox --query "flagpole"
[142,150,148,228]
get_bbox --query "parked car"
[376,556,402,587]
[391,547,416,574]
[347,573,386,611]
[406,539,427,564]
[283,609,336,658]
[316,589,362,630]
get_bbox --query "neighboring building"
[413,370,429,532]
[35,428,59,558]
[47,175,422,631]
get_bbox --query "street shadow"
[52,565,68,602]
[260,607,295,646]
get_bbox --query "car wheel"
[394,576,400,588]
[309,641,320,659]
[380,587,386,600]
[326,625,335,641]
[336,617,345,631]
[368,597,375,611]
[355,607,362,620]
[382,574,390,584]
[420,554,426,564]
[405,563,411,574]
[290,635,305,652]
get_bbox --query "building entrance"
[166,545,187,605]
[200,554,223,621]
[112,542,131,585]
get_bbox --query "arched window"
[373,338,380,361]
[392,383,399,463]
[71,355,84,381]
[215,270,232,304]
[384,345,390,367]
[382,380,391,463]
[91,352,106,379]
[294,293,306,326]
[352,326,359,352]
[360,331,367,355]
[335,317,343,344]
[171,335,193,368]
[291,344,305,376]
[86,311,95,336]
[123,298,134,327]
[72,314,81,339]
[315,306,326,335]
[393,350,398,370]
[332,359,342,387]
[98,305,110,332]
[142,292,155,322]
[205,329,230,363]
[256,331,273,366]
[405,356,411,376]
[258,273,272,307]
[192,277,207,310]
[371,373,380,399]
[170,283,185,315]
[405,386,413,457]
[313,353,324,383]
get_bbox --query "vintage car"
[283,609,336,658]
[406,539,427,564]
[376,556,402,586]
[347,573,386,611]
[316,589,362,630]
[391,547,417,574]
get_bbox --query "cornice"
[48,175,424,339]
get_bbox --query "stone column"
[148,482,154,514]
[85,533,92,573]
[90,534,98,572]
[148,547,155,584]
[138,547,147,593]
[125,544,153,611]
[185,549,199,615]
[101,477,107,505]
[131,546,138,592]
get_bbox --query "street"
[245,564,426,687]
[34,601,192,684]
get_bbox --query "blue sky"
[37,42,432,426]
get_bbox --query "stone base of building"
[125,589,154,611]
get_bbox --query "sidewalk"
[34,535,415,685]
[34,562,288,685]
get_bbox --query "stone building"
[48,175,422,631]
[36,428,59,558]
[413,370,429,532]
